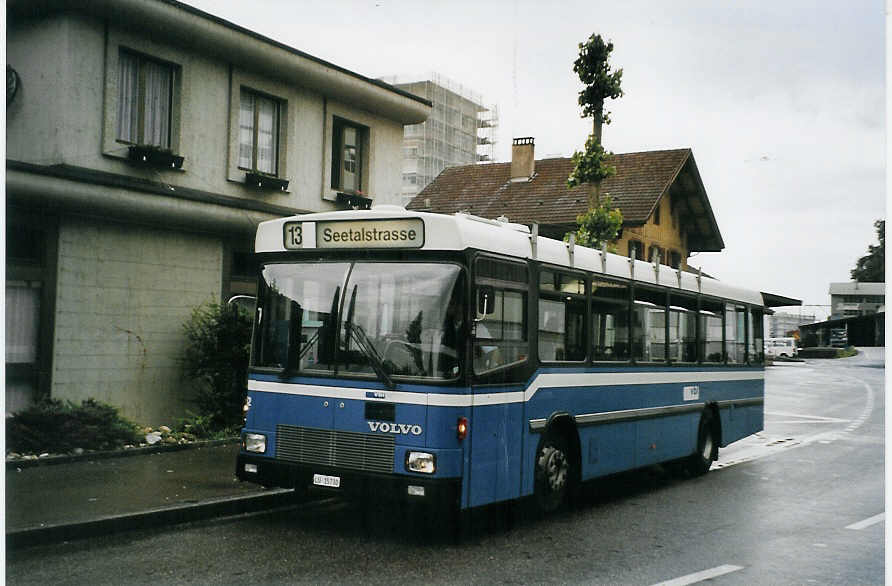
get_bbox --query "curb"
[6,489,298,550]
[6,437,241,470]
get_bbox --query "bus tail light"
[457,417,468,441]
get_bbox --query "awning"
[761,292,802,308]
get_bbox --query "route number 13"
[284,222,303,249]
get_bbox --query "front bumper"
[236,453,460,509]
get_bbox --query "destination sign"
[315,218,424,249]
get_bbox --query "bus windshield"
[253,262,464,381]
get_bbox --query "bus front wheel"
[534,431,572,513]
[688,412,718,476]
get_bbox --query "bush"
[7,398,142,454]
[182,300,253,432]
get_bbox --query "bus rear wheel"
[688,412,717,476]
[534,432,572,513]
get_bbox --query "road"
[6,349,884,585]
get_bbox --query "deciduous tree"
[850,219,884,282]
[567,34,624,247]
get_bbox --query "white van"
[764,337,798,358]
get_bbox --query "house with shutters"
[407,138,724,271]
[6,0,431,422]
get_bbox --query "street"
[6,349,884,585]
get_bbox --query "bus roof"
[255,205,765,307]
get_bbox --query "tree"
[850,219,885,282]
[567,34,624,247]
[568,194,623,250]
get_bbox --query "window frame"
[103,38,184,162]
[631,285,668,364]
[537,268,588,364]
[590,276,631,364]
[237,87,282,176]
[472,256,530,376]
[331,116,369,194]
[115,49,176,150]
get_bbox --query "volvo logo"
[367,421,423,435]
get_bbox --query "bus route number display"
[316,218,424,249]
[283,222,303,249]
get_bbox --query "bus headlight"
[406,451,436,474]
[244,433,266,453]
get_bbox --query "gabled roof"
[407,148,725,252]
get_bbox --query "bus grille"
[275,425,395,474]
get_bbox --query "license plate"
[313,473,341,488]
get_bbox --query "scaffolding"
[380,73,499,205]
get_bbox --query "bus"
[236,205,771,518]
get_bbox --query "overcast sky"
[189,0,885,320]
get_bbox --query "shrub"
[7,398,142,454]
[182,300,253,431]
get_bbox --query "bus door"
[467,259,529,508]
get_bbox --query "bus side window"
[749,308,764,364]
[591,278,629,361]
[726,304,746,363]
[633,287,667,363]
[668,293,698,363]
[700,298,724,363]
[474,288,527,372]
[538,270,586,362]
[473,257,529,374]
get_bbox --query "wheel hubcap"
[540,446,568,492]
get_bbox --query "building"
[765,312,816,338]
[379,74,497,206]
[408,138,723,271]
[6,0,431,422]
[828,282,885,319]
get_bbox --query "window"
[668,294,697,362]
[648,245,664,264]
[669,250,682,269]
[628,240,643,261]
[239,89,280,175]
[632,288,666,362]
[538,270,586,362]
[749,308,764,364]
[117,51,174,149]
[700,299,724,363]
[726,304,746,363]
[653,201,661,225]
[474,258,528,374]
[592,278,629,361]
[253,262,464,380]
[331,118,366,193]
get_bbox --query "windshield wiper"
[343,285,395,390]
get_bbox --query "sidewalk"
[6,443,295,548]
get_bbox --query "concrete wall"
[52,218,221,425]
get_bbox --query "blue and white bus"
[236,205,770,516]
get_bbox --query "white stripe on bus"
[248,370,763,408]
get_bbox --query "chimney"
[510,137,535,182]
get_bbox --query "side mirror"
[477,286,495,316]
[227,295,256,316]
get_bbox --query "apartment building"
[6,0,430,422]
